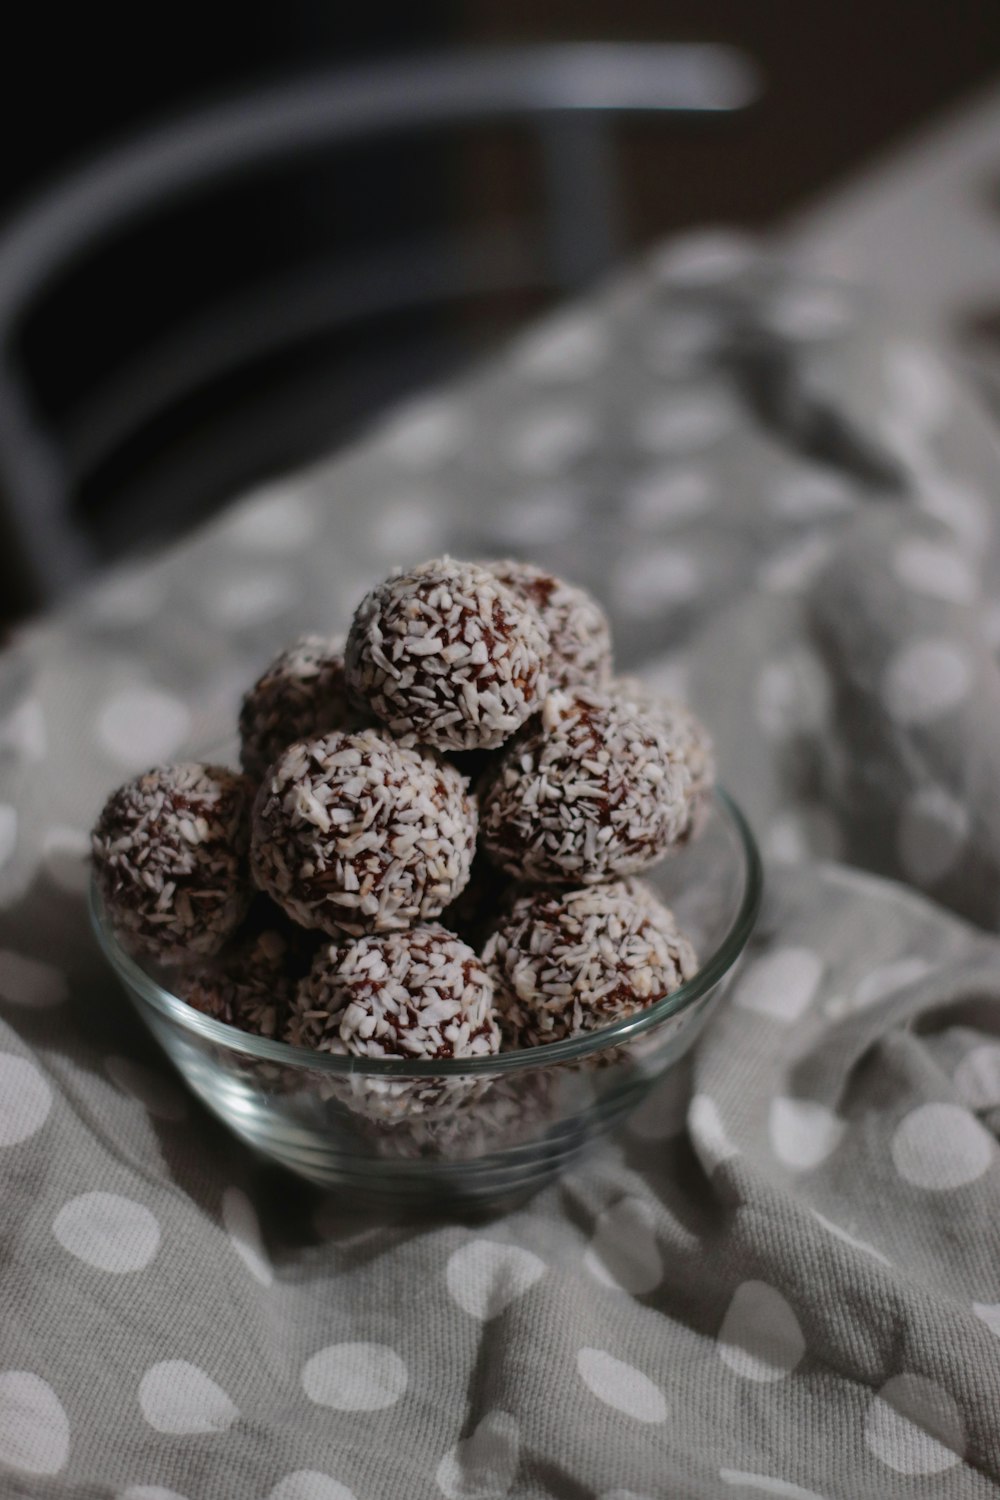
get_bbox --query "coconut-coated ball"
[175,924,297,1039]
[614,676,715,839]
[250,729,477,936]
[479,687,692,884]
[345,556,551,750]
[239,634,358,781]
[482,880,697,1048]
[92,763,252,965]
[483,559,612,690]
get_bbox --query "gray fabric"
[2,231,1000,1498]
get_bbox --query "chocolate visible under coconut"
[344,557,551,751]
[479,687,692,884]
[92,763,252,965]
[250,729,477,936]
[483,879,697,1048]
[483,559,612,690]
[239,634,357,781]
[175,924,296,1039]
[613,676,715,838]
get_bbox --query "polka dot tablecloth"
[2,232,1000,1497]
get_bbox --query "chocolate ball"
[92,763,252,965]
[175,924,296,1039]
[483,880,697,1048]
[239,634,357,782]
[614,676,715,838]
[250,729,477,936]
[480,688,692,884]
[345,557,550,751]
[483,559,612,690]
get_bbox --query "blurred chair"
[0,45,760,612]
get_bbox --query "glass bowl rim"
[90,785,762,1077]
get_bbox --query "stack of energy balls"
[92,557,712,1096]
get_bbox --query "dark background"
[1,3,997,624]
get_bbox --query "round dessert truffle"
[480,687,692,884]
[239,634,357,782]
[614,677,715,839]
[483,559,612,690]
[287,924,500,1061]
[175,925,296,1039]
[92,763,252,965]
[345,557,550,751]
[483,880,698,1048]
[250,729,477,936]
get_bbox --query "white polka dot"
[735,948,823,1023]
[884,342,953,434]
[487,485,579,546]
[576,1349,666,1423]
[53,1192,160,1273]
[766,806,842,865]
[104,1056,188,1122]
[121,1488,191,1500]
[302,1343,407,1411]
[954,1045,1000,1111]
[917,475,992,555]
[221,1186,272,1286]
[382,399,465,468]
[369,492,444,557]
[41,827,91,895]
[91,571,167,626]
[227,486,316,553]
[634,393,734,455]
[613,548,701,616]
[505,406,595,473]
[445,1240,545,1321]
[0,1054,52,1147]
[203,570,294,629]
[653,232,754,287]
[826,957,931,1019]
[0,806,16,871]
[97,687,191,768]
[435,1410,519,1500]
[0,698,47,761]
[865,1373,964,1474]
[717,1282,805,1383]
[689,1094,738,1170]
[625,469,715,529]
[769,470,854,521]
[0,1371,69,1475]
[891,1103,994,1190]
[138,1361,239,1434]
[719,1472,824,1499]
[897,786,969,885]
[892,538,977,604]
[758,535,834,595]
[769,1098,845,1171]
[884,639,972,724]
[0,950,67,1010]
[764,286,853,342]
[268,1472,356,1500]
[584,1199,662,1294]
[811,1210,891,1267]
[972,1303,1000,1337]
[756,652,830,738]
[514,314,607,380]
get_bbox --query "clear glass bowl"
[90,788,761,1210]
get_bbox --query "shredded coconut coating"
[239,634,358,781]
[286,924,500,1061]
[614,676,716,839]
[483,559,612,690]
[480,688,692,884]
[345,557,551,751]
[250,729,477,936]
[92,763,252,965]
[483,880,698,1048]
[176,926,296,1039]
